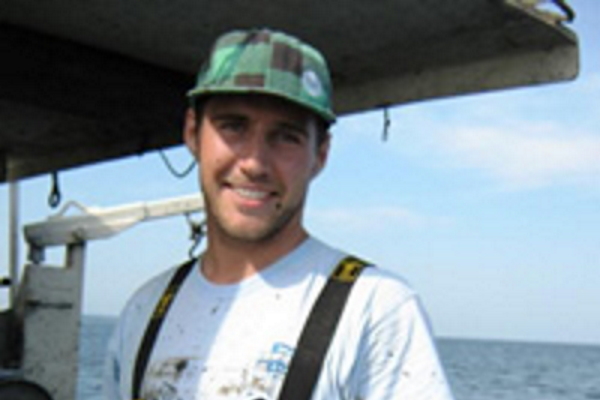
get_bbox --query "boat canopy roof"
[0,0,578,182]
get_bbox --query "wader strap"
[131,259,196,400]
[131,255,368,400]
[277,255,370,400]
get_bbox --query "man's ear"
[183,107,200,157]
[312,132,331,179]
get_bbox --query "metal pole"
[9,181,19,307]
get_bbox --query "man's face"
[184,94,329,245]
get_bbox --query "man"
[104,28,454,400]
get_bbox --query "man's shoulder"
[354,262,416,307]
[310,237,417,307]
[121,262,188,318]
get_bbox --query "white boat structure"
[0,0,579,398]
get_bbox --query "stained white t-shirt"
[104,237,454,400]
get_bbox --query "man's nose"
[238,132,271,178]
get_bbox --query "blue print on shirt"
[256,342,294,377]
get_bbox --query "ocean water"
[438,338,600,400]
[78,315,117,400]
[78,315,600,400]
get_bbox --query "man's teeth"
[234,187,269,200]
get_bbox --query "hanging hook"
[48,171,62,208]
[185,213,206,260]
[382,106,391,142]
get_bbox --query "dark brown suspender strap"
[277,255,370,400]
[131,258,196,400]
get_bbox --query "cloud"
[581,72,600,93]
[436,122,600,189]
[310,206,451,233]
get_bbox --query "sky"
[1,0,598,346]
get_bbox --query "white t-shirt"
[104,237,454,400]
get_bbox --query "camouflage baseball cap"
[187,28,336,123]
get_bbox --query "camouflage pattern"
[187,28,335,123]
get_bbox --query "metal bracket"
[24,194,204,264]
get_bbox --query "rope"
[552,0,575,22]
[158,149,196,179]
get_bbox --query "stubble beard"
[202,189,307,246]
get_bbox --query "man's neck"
[201,227,308,285]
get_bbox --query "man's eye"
[282,132,301,144]
[219,121,245,133]
[217,120,246,135]
[275,130,304,145]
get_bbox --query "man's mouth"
[233,187,271,201]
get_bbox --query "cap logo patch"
[302,69,323,98]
